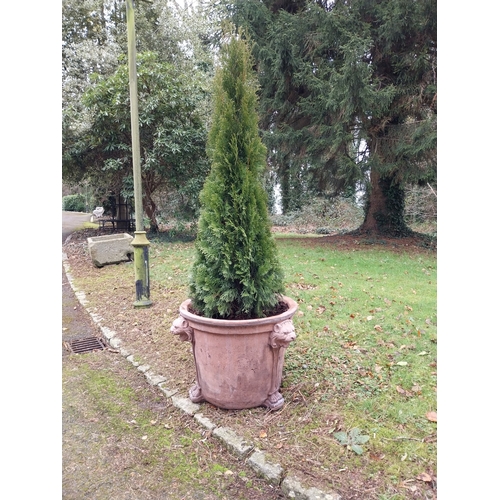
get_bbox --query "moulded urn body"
[171,296,298,411]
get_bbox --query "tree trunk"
[144,195,159,233]
[358,169,411,237]
[116,193,129,231]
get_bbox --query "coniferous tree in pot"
[171,31,297,410]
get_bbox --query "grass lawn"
[147,234,437,495]
[67,230,437,499]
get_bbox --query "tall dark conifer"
[227,0,437,236]
[190,31,284,319]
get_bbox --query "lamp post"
[126,0,152,307]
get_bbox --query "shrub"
[62,194,86,212]
[271,197,364,233]
[404,184,437,225]
[189,32,284,319]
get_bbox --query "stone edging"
[62,250,341,500]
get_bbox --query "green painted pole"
[125,0,152,307]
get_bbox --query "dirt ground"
[63,227,436,499]
[63,238,286,499]
[63,349,287,499]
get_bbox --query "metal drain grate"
[66,337,106,354]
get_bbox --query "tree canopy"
[225,0,437,235]
[63,52,210,231]
[63,0,437,236]
[62,0,216,227]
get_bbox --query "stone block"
[281,476,341,500]
[87,233,134,268]
[194,413,217,431]
[247,449,283,485]
[212,426,254,458]
[171,395,201,416]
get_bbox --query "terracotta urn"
[171,296,298,411]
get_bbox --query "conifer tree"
[189,31,285,320]
[224,0,437,236]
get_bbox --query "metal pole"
[126,0,152,307]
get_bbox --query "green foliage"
[333,428,370,455]
[70,234,437,490]
[371,176,412,237]
[62,0,217,230]
[63,51,210,231]
[62,194,86,212]
[189,32,285,319]
[226,0,437,233]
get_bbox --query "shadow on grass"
[148,227,197,244]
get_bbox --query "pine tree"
[190,31,285,319]
[226,0,437,236]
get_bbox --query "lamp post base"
[131,231,152,308]
[133,298,153,308]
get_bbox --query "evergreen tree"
[63,0,217,226]
[225,0,437,236]
[63,52,210,232]
[190,31,285,319]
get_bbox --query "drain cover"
[66,337,106,354]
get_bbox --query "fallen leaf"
[396,385,412,397]
[259,430,268,438]
[401,483,418,492]
[343,341,358,349]
[367,315,373,321]
[416,472,433,482]
[396,361,408,366]
[374,325,383,332]
[426,411,437,422]
[369,452,385,461]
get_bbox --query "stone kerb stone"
[87,233,134,268]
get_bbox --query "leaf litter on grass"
[64,229,437,500]
[63,350,284,500]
